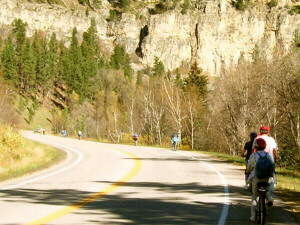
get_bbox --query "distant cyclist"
[133,133,138,146]
[78,130,82,140]
[242,132,257,189]
[171,134,178,151]
[246,138,275,222]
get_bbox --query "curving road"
[0,131,297,225]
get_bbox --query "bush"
[232,0,249,11]
[267,0,278,8]
[288,5,300,15]
[107,10,121,22]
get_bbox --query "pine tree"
[110,45,133,79]
[1,37,19,86]
[65,28,84,98]
[152,57,165,77]
[81,18,99,98]
[32,32,43,89]
[184,62,208,97]
[48,32,59,86]
[22,39,37,92]
[12,19,27,54]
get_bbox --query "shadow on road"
[1,180,297,224]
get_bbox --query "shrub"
[267,0,278,8]
[232,0,249,11]
[288,5,300,15]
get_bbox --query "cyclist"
[246,138,275,222]
[242,132,257,189]
[252,126,279,205]
[171,134,178,151]
[133,133,138,146]
[78,130,82,140]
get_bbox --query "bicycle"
[256,181,268,225]
[133,138,138,146]
[172,141,177,151]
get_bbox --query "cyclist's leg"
[251,195,257,221]
[251,178,259,221]
[269,180,274,202]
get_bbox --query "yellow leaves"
[0,124,27,168]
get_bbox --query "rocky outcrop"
[0,0,299,75]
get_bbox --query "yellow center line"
[26,148,141,225]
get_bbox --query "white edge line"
[1,143,83,190]
[177,153,229,225]
[199,159,229,225]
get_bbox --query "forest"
[0,18,299,169]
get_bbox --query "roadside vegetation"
[0,124,65,182]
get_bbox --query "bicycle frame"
[172,142,177,151]
[256,182,268,225]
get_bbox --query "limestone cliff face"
[0,0,299,75]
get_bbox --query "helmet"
[260,126,270,134]
[255,138,266,150]
[250,132,257,141]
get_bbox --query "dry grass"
[0,124,66,182]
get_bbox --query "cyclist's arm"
[273,148,279,163]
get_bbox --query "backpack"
[255,152,274,178]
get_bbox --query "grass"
[0,125,66,182]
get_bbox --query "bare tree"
[163,78,184,145]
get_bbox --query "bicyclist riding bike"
[246,138,275,222]
[171,134,178,151]
[133,133,138,146]
[78,130,82,140]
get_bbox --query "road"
[0,131,297,225]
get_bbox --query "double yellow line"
[27,148,141,225]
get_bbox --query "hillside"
[0,0,299,75]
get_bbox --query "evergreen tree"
[184,62,208,97]
[152,57,165,77]
[1,37,18,86]
[22,39,37,92]
[110,45,133,79]
[12,19,27,53]
[32,32,44,89]
[81,18,99,98]
[65,28,84,98]
[48,32,59,85]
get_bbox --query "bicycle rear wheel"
[259,194,266,225]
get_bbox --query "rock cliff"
[0,0,299,75]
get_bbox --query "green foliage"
[150,0,179,14]
[184,62,208,97]
[181,0,191,14]
[93,0,102,9]
[1,37,18,86]
[152,57,165,77]
[232,0,249,11]
[107,10,121,22]
[294,29,300,48]
[288,5,300,15]
[76,115,86,132]
[22,39,37,92]
[267,0,278,8]
[110,45,133,79]
[12,19,27,53]
[119,0,131,9]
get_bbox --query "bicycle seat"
[257,182,268,190]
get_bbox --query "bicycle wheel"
[255,197,261,224]
[261,194,266,225]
